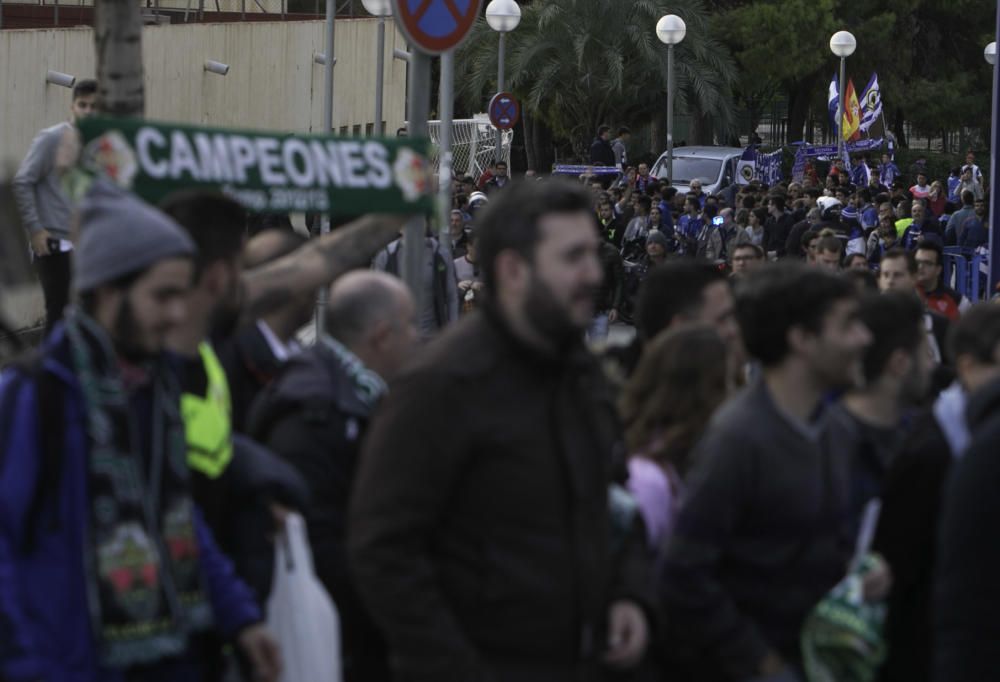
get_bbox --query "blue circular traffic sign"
[392,0,483,55]
[489,92,520,130]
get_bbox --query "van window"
[653,157,722,184]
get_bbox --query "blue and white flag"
[736,146,757,186]
[758,150,784,186]
[792,145,807,184]
[828,74,840,131]
[859,73,882,134]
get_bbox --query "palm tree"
[94,0,144,116]
[456,0,738,165]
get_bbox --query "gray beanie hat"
[74,181,197,293]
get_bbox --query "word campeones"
[134,127,393,189]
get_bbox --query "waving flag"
[828,74,839,131]
[736,146,757,186]
[842,78,862,142]
[859,73,883,134]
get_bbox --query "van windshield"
[654,157,723,184]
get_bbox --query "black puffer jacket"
[248,338,391,682]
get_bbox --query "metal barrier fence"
[943,247,989,301]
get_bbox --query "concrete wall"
[0,18,408,165]
[0,18,407,331]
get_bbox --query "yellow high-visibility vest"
[182,342,233,479]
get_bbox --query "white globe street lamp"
[486,0,521,161]
[830,30,857,158]
[657,14,686,184]
[985,41,997,66]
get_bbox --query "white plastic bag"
[266,513,343,682]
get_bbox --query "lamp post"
[656,14,686,185]
[829,30,857,160]
[362,0,392,135]
[486,0,520,165]
[985,39,998,291]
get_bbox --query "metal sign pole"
[375,15,386,134]
[495,32,505,163]
[315,0,336,340]
[402,52,432,314]
[438,50,455,255]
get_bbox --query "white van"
[650,146,744,196]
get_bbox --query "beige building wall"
[0,18,408,165]
[0,18,407,331]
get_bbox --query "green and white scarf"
[65,310,213,668]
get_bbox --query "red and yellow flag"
[842,78,862,142]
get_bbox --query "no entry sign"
[392,0,483,55]
[489,92,520,130]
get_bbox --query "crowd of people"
[3,85,1000,682]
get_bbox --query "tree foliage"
[456,0,739,152]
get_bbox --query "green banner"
[77,117,435,214]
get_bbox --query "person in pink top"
[910,171,931,200]
[619,324,730,552]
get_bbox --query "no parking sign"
[392,0,483,55]
[488,92,520,130]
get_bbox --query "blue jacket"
[0,327,261,682]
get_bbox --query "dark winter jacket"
[874,410,953,682]
[348,305,654,682]
[589,137,616,167]
[248,336,390,682]
[932,377,1000,681]
[660,379,853,681]
[596,242,625,313]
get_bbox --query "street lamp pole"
[985,39,998,290]
[656,14,686,185]
[362,0,392,135]
[486,0,520,167]
[829,30,857,161]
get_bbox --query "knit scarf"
[64,310,213,668]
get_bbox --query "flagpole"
[838,57,846,160]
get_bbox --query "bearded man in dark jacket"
[348,179,654,682]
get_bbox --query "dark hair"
[636,195,653,212]
[858,188,872,203]
[752,207,768,224]
[159,190,247,279]
[246,212,293,238]
[962,190,975,206]
[72,79,97,100]
[881,247,917,275]
[617,126,631,136]
[915,239,944,267]
[476,179,592,295]
[735,263,856,367]
[769,196,787,212]
[77,269,142,314]
[685,195,700,209]
[804,187,822,200]
[598,125,611,136]
[703,204,719,219]
[845,252,869,267]
[857,292,925,383]
[619,325,728,475]
[844,268,878,292]
[950,304,1000,364]
[495,160,507,168]
[636,262,727,340]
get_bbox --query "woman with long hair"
[619,324,729,552]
